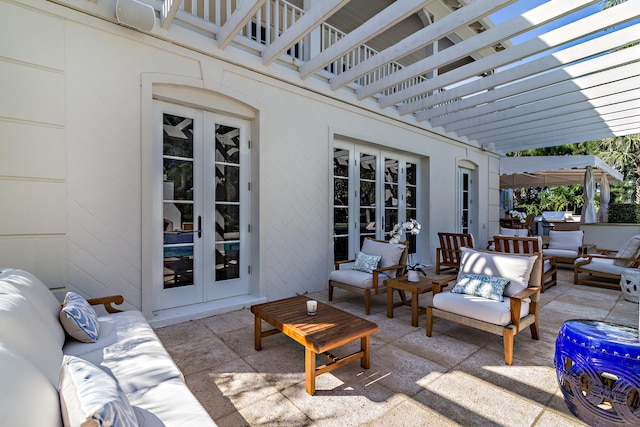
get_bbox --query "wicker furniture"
[427,248,542,365]
[385,271,457,327]
[328,238,408,315]
[251,295,378,395]
[493,235,557,292]
[574,235,640,289]
[435,232,475,274]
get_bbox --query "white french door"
[333,142,420,261]
[153,101,250,311]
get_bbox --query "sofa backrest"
[0,268,65,346]
[458,247,540,297]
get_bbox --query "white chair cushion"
[544,248,578,259]
[433,292,530,326]
[543,259,554,274]
[0,345,62,427]
[548,230,583,251]
[614,234,640,267]
[574,257,629,276]
[499,227,528,237]
[458,248,537,297]
[329,268,389,290]
[361,239,405,278]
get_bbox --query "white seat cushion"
[575,257,629,276]
[433,292,530,326]
[64,311,184,395]
[544,248,578,259]
[458,248,537,297]
[329,268,389,289]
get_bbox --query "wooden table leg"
[305,347,316,395]
[254,315,262,351]
[386,287,394,318]
[411,291,419,327]
[360,335,371,369]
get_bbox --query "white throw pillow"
[59,355,138,427]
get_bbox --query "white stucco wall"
[0,0,499,320]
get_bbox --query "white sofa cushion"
[328,267,390,289]
[433,291,530,326]
[361,239,405,278]
[60,292,100,343]
[64,311,184,395]
[458,247,537,297]
[0,292,64,387]
[547,230,583,251]
[0,268,66,346]
[614,234,640,267]
[59,355,138,427]
[0,345,62,427]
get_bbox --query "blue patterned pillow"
[451,274,510,302]
[59,292,100,343]
[353,252,382,273]
[59,355,138,427]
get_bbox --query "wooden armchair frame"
[328,239,408,315]
[435,232,474,274]
[574,250,640,289]
[427,251,542,365]
[494,235,557,292]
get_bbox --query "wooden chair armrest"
[596,248,617,255]
[510,287,540,301]
[580,254,640,264]
[334,259,355,270]
[86,295,125,313]
[432,276,457,295]
[542,254,556,266]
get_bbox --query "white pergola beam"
[216,0,266,50]
[262,0,350,66]
[298,0,429,79]
[387,0,640,111]
[420,41,640,124]
[329,0,515,91]
[355,0,596,100]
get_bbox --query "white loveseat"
[0,268,216,427]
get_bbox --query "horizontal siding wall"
[0,1,66,289]
[2,0,496,315]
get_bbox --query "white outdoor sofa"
[0,268,216,427]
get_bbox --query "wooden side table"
[385,271,457,326]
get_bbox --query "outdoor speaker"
[116,0,156,32]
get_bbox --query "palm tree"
[592,135,640,203]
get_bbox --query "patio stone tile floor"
[154,268,638,426]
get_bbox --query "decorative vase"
[407,270,420,282]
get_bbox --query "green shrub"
[608,203,640,223]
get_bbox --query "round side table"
[554,320,640,426]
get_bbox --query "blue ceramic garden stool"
[554,320,640,426]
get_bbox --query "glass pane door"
[384,158,399,238]
[333,147,350,261]
[359,152,377,249]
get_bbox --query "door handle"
[197,216,202,239]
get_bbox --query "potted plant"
[389,219,425,282]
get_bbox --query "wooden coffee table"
[385,271,458,326]
[251,295,378,395]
